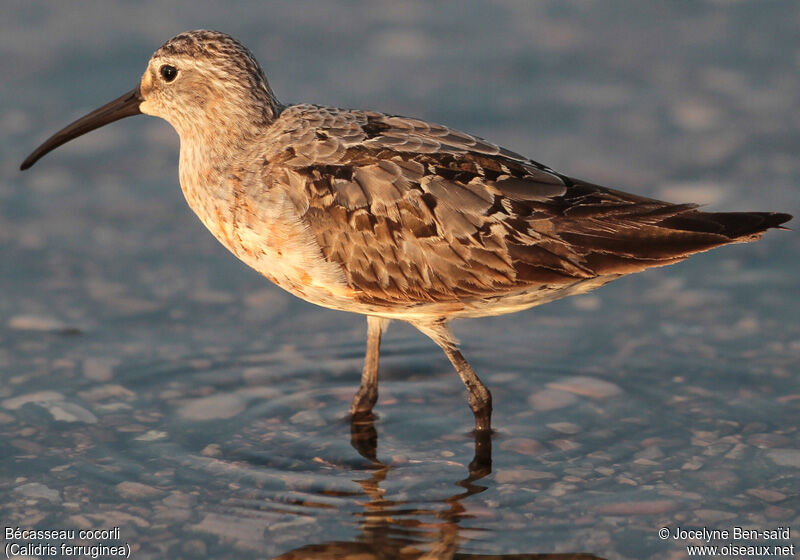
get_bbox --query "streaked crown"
[140,30,281,136]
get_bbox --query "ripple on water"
[3,330,797,558]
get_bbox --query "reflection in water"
[273,417,604,560]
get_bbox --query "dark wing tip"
[721,211,792,238]
[768,212,793,229]
[658,210,792,240]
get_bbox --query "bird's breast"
[178,166,360,311]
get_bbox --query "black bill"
[20,87,143,170]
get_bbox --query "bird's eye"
[160,65,178,82]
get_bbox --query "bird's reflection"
[273,415,604,560]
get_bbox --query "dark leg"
[441,344,493,432]
[413,320,493,432]
[469,428,492,477]
[350,316,389,419]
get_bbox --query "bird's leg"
[442,344,493,432]
[413,320,493,433]
[350,316,390,419]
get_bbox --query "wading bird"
[21,30,791,433]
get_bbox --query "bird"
[21,30,791,433]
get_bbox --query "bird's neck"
[175,92,279,178]
[177,90,274,177]
[175,115,260,233]
[171,89,282,244]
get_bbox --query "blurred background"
[1,2,798,559]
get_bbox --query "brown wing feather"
[271,105,791,305]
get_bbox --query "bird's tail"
[563,208,792,276]
[656,210,792,243]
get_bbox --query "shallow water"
[2,2,799,559]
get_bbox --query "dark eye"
[160,65,178,82]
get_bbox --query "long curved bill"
[20,87,143,170]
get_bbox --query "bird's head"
[21,30,279,170]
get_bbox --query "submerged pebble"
[547,376,623,399]
[177,394,246,420]
[12,482,60,502]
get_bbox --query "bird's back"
[230,104,791,319]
